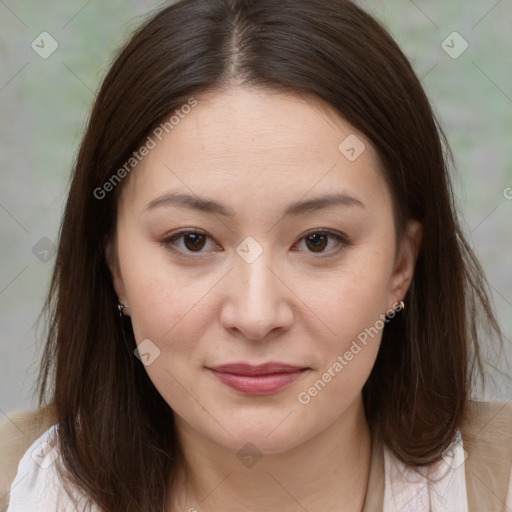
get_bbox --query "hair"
[34,0,505,510]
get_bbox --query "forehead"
[119,87,390,219]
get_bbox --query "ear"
[105,236,130,316]
[387,219,423,308]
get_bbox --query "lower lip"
[209,369,307,395]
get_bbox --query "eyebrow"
[143,191,365,217]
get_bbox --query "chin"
[208,416,312,456]
[225,432,301,457]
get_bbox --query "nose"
[220,249,294,341]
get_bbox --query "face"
[107,87,421,455]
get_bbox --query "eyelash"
[160,229,350,259]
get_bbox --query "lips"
[207,362,309,394]
[210,362,306,375]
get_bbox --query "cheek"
[298,256,392,350]
[128,284,214,357]
[116,228,218,345]
[294,276,386,430]
[290,250,392,409]
[299,285,384,397]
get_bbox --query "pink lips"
[207,363,308,395]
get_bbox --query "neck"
[169,395,372,512]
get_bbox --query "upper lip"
[208,362,307,375]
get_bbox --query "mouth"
[206,362,310,395]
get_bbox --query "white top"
[6,424,510,511]
[7,425,99,512]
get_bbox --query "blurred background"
[1,0,511,417]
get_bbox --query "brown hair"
[36,0,505,509]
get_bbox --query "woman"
[2,0,511,510]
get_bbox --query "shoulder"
[461,399,512,439]
[461,399,512,510]
[382,400,512,511]
[461,399,512,465]
[0,406,99,512]
[5,424,62,511]
[0,405,56,511]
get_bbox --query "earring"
[117,302,128,317]
[398,300,405,311]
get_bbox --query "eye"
[293,230,349,255]
[161,229,349,258]
[160,230,220,256]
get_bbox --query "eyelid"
[160,229,221,258]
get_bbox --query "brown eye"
[305,233,329,252]
[182,233,206,251]
[161,230,219,255]
[296,230,348,255]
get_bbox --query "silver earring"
[117,302,128,317]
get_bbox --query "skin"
[106,87,422,511]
